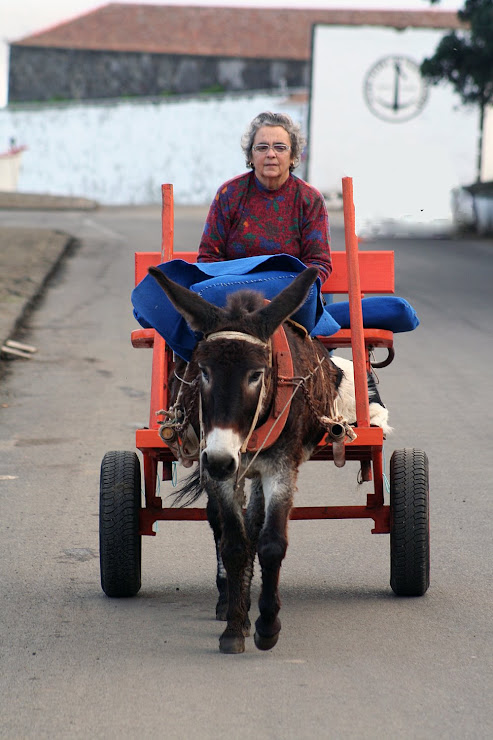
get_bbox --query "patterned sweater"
[197,171,332,283]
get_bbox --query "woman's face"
[251,125,294,190]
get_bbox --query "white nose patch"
[205,428,243,459]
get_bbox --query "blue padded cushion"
[131,254,340,361]
[325,296,419,333]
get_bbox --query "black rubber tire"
[100,450,142,597]
[390,448,430,596]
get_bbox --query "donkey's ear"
[254,267,319,340]
[148,267,225,334]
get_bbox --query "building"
[7,2,483,221]
[8,3,461,103]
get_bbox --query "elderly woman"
[197,111,332,283]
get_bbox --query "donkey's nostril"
[202,450,237,481]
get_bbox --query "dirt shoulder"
[0,227,77,350]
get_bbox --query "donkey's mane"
[207,290,271,338]
[223,289,265,318]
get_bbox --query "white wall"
[309,25,479,233]
[0,92,306,205]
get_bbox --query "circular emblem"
[364,56,429,123]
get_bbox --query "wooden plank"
[134,251,195,285]
[161,184,174,262]
[324,251,394,294]
[134,250,394,293]
[136,424,383,454]
[318,328,394,349]
[140,505,389,524]
[343,176,370,428]
[130,328,155,348]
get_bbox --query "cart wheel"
[390,448,430,597]
[100,450,142,597]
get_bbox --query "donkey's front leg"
[254,472,295,651]
[216,482,251,654]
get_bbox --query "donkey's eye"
[199,367,210,382]
[248,370,263,384]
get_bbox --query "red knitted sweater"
[197,171,332,283]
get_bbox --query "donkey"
[149,265,346,654]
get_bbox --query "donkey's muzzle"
[201,450,238,481]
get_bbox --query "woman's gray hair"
[241,111,306,171]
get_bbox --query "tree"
[421,0,493,182]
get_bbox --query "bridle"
[204,328,354,490]
[156,330,272,466]
[159,326,356,485]
[204,330,273,454]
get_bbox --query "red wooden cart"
[99,177,430,599]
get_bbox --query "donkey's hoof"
[219,632,245,654]
[254,616,281,651]
[254,630,279,651]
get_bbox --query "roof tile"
[13,3,462,61]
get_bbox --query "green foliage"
[421,0,493,107]
[201,83,226,94]
[422,0,493,180]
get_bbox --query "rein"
[233,354,326,489]
[158,330,273,468]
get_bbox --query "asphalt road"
[1,205,492,739]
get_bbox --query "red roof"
[13,3,462,61]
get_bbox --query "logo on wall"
[364,56,429,123]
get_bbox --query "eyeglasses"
[252,143,291,154]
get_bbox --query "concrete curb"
[0,192,98,211]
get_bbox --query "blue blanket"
[132,254,340,361]
[131,255,419,361]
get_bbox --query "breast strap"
[245,323,294,452]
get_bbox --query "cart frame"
[132,178,395,537]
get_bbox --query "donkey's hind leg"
[206,494,228,621]
[242,477,266,637]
